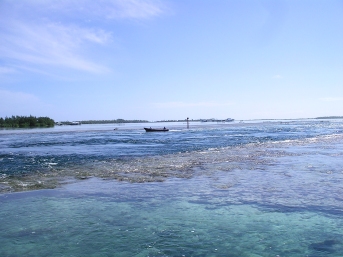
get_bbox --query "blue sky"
[0,0,342,121]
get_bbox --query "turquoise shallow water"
[1,120,343,256]
[1,176,343,257]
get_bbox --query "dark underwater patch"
[309,239,338,253]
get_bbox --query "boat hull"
[144,127,169,132]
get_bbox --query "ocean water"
[1,119,343,256]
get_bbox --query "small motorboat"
[144,127,169,132]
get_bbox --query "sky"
[0,0,343,122]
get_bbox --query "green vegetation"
[0,115,55,128]
[80,119,149,124]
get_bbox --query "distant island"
[57,119,149,125]
[0,115,55,128]
[57,118,233,124]
[81,119,149,124]
[315,116,343,119]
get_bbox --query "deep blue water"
[1,119,343,256]
[0,120,341,178]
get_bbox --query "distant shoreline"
[57,119,149,125]
[76,116,343,124]
[314,116,343,119]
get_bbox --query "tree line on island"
[0,116,152,128]
[0,116,55,128]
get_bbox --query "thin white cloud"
[272,74,283,79]
[0,89,39,105]
[320,97,343,102]
[0,21,111,73]
[0,67,15,74]
[152,102,235,108]
[1,0,165,21]
[105,0,165,19]
[0,0,166,75]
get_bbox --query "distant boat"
[225,118,234,122]
[144,127,169,132]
